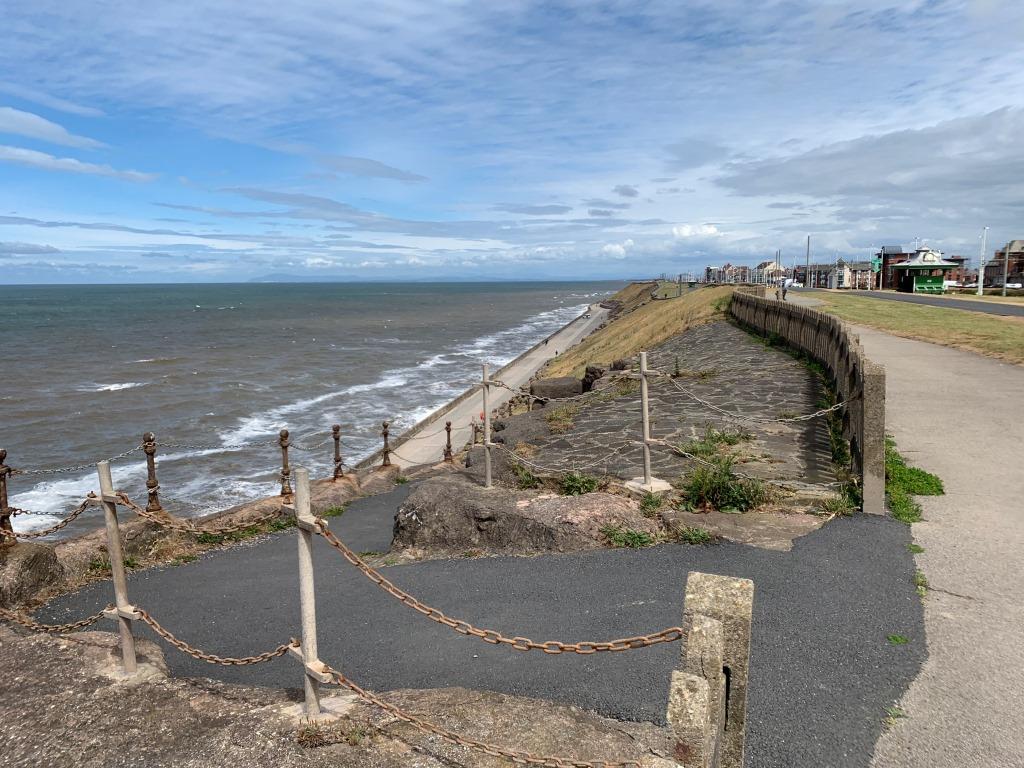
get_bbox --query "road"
[385,303,610,467]
[797,288,1024,317]
[859,328,1024,768]
[43,485,925,768]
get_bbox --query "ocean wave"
[82,382,148,392]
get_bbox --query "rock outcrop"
[530,376,583,401]
[0,542,63,607]
[393,477,658,555]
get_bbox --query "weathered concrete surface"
[660,507,825,552]
[0,624,671,768]
[393,476,659,555]
[857,327,1024,768]
[530,376,583,399]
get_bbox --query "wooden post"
[142,432,163,513]
[279,429,292,496]
[640,351,653,486]
[443,421,453,463]
[0,449,12,539]
[97,461,137,675]
[381,422,391,467]
[294,467,322,718]
[482,364,492,488]
[331,424,343,480]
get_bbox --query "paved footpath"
[386,303,610,468]
[856,328,1024,767]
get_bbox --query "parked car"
[1005,282,1023,289]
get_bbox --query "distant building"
[794,259,875,289]
[889,247,958,293]
[876,246,914,289]
[943,255,972,286]
[984,240,1024,286]
[752,260,786,284]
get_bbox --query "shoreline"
[355,301,610,468]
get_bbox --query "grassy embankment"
[544,284,733,378]
[808,291,1024,365]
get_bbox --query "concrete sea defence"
[729,289,886,514]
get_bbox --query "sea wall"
[729,291,886,514]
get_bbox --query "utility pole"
[805,235,811,288]
[1002,241,1011,297]
[977,227,988,297]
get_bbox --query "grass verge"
[679,456,770,512]
[600,525,655,548]
[808,290,1024,365]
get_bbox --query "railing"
[0,463,755,768]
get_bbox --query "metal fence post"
[96,460,137,675]
[294,467,323,718]
[381,422,391,467]
[279,429,292,496]
[443,421,453,463]
[142,432,163,513]
[331,424,343,480]
[640,351,653,487]
[482,364,492,488]
[0,449,12,538]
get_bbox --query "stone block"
[0,542,63,607]
[530,376,583,400]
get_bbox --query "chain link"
[0,605,111,633]
[136,608,297,665]
[156,439,278,452]
[324,664,642,768]
[115,492,288,536]
[1,496,98,541]
[13,446,143,476]
[316,523,684,655]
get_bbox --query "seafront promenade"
[383,302,610,468]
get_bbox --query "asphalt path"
[798,288,1024,317]
[44,485,924,768]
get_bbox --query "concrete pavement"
[386,303,610,467]
[858,328,1024,767]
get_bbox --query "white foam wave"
[84,382,148,392]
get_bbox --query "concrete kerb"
[665,571,754,768]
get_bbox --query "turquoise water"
[0,281,620,526]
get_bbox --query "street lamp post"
[977,227,989,297]
[1002,241,1011,297]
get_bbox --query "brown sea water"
[0,281,620,531]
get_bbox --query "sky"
[1,0,1023,284]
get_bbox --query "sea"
[1,281,621,533]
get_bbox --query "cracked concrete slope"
[856,327,1024,768]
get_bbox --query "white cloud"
[601,238,634,258]
[0,106,105,148]
[0,145,155,181]
[673,224,721,238]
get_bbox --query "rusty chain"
[315,523,685,655]
[136,608,297,665]
[0,605,111,633]
[324,664,642,768]
[11,445,143,476]
[114,492,288,536]
[0,496,99,541]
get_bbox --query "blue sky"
[1,1,1022,283]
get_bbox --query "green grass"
[510,461,543,489]
[321,505,346,518]
[559,471,599,495]
[885,437,943,524]
[678,424,752,458]
[907,543,925,554]
[815,493,856,517]
[809,290,1024,365]
[171,554,197,566]
[672,525,714,545]
[600,525,655,548]
[395,475,409,485]
[639,491,663,518]
[883,705,907,729]
[913,569,929,598]
[679,456,770,512]
[88,555,138,573]
[887,634,909,646]
[195,514,296,545]
[545,402,582,434]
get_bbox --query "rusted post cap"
[332,424,340,435]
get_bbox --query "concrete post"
[860,361,887,515]
[96,460,137,675]
[482,364,492,489]
[683,572,754,768]
[294,467,321,718]
[640,351,652,486]
[666,615,725,768]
